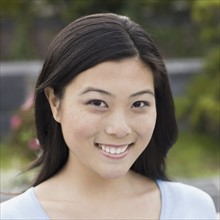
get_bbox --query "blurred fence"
[0,58,203,140]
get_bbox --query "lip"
[97,143,131,148]
[95,143,133,159]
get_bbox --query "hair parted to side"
[32,13,178,186]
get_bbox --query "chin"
[97,168,129,180]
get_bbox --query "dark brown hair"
[32,13,178,186]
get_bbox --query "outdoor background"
[0,0,219,199]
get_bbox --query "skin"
[35,57,161,219]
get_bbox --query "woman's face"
[47,58,157,179]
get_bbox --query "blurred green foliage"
[0,94,39,169]
[1,0,37,59]
[1,107,38,164]
[0,0,208,59]
[176,0,219,138]
[167,130,219,178]
[192,0,219,43]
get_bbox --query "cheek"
[135,111,157,138]
[61,109,99,143]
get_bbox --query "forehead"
[66,58,154,92]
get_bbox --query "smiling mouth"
[95,143,133,156]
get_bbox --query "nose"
[105,111,132,138]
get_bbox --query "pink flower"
[28,138,40,151]
[10,115,22,130]
[21,93,34,111]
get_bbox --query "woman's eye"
[132,101,149,108]
[87,100,108,108]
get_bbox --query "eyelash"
[131,101,150,108]
[87,99,108,108]
[86,99,150,109]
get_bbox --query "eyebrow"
[130,90,155,97]
[80,87,113,97]
[80,87,155,97]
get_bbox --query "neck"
[53,153,137,200]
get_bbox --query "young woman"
[1,13,216,219]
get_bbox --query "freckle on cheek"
[137,118,156,136]
[70,113,98,137]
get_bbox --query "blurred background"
[0,0,219,210]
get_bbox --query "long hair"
[31,13,178,186]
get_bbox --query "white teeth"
[116,148,122,154]
[110,148,116,154]
[121,146,127,152]
[99,144,129,155]
[106,147,110,153]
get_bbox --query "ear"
[44,87,61,123]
